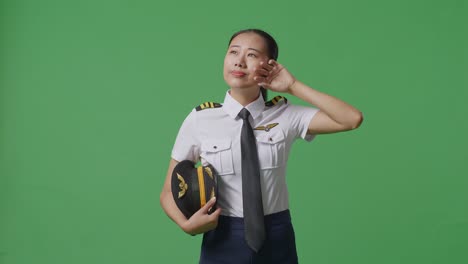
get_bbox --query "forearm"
[160,190,188,231]
[289,80,363,129]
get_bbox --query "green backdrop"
[1,0,467,263]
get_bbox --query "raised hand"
[253,59,296,93]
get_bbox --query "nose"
[235,56,245,68]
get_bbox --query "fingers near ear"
[255,76,267,83]
[261,61,273,71]
[259,69,270,76]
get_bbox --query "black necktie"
[238,108,265,252]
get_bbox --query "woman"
[160,29,363,264]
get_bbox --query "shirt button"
[269,138,273,142]
[213,146,217,149]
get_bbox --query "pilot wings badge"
[254,123,279,132]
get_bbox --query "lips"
[231,71,246,77]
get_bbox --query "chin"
[225,77,257,90]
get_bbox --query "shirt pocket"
[256,130,286,169]
[201,139,234,176]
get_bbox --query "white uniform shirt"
[171,91,319,217]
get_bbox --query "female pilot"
[160,29,363,264]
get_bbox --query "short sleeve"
[284,104,320,142]
[171,110,200,162]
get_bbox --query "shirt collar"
[222,90,265,120]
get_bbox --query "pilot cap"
[171,160,218,219]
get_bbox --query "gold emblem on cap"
[254,123,279,132]
[204,167,213,179]
[177,173,188,198]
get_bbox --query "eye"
[248,53,257,58]
[229,50,238,55]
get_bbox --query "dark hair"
[228,29,279,101]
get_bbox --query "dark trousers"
[199,210,298,264]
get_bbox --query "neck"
[229,87,261,106]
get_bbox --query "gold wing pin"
[254,123,279,132]
[177,173,188,198]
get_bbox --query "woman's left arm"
[289,80,363,134]
[255,60,363,135]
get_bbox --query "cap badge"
[205,167,213,179]
[177,173,188,198]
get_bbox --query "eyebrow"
[229,45,262,53]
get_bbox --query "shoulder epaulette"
[195,102,222,111]
[265,96,288,107]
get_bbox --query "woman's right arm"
[160,158,222,235]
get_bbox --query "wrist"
[287,79,299,95]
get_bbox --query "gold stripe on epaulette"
[196,102,222,111]
[265,96,287,107]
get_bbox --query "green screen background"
[1,0,467,263]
